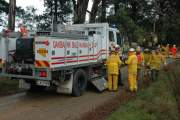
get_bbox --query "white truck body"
[35,23,115,69]
[0,36,16,68]
[0,23,122,96]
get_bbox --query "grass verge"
[0,77,19,95]
[108,61,180,120]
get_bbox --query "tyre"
[72,69,87,96]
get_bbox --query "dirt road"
[0,67,129,120]
[0,89,125,120]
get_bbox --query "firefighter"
[166,44,170,57]
[161,44,169,58]
[19,24,28,37]
[136,46,144,67]
[148,48,166,81]
[136,46,144,81]
[106,47,122,91]
[125,48,138,92]
[171,45,177,59]
[144,49,151,67]
[143,49,151,85]
[115,45,124,86]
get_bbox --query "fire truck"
[0,23,123,96]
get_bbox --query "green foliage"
[36,0,72,30]
[107,0,180,44]
[0,0,9,14]
[16,6,38,31]
[107,0,151,44]
[0,77,19,92]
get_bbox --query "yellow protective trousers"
[128,73,137,92]
[108,74,118,91]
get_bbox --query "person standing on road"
[144,49,151,67]
[136,46,144,81]
[161,44,170,61]
[115,45,124,86]
[166,44,170,56]
[171,45,177,59]
[106,47,122,91]
[19,24,28,37]
[125,48,138,92]
[143,49,151,85]
[148,48,166,81]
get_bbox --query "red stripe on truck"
[51,49,107,60]
[51,52,106,65]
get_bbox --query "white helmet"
[129,48,135,52]
[115,44,120,48]
[110,45,115,51]
[136,46,141,51]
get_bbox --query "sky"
[6,0,93,15]
[6,0,45,14]
[1,0,93,31]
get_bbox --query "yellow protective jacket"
[126,54,138,74]
[161,46,169,58]
[149,53,165,70]
[144,53,151,66]
[106,53,122,75]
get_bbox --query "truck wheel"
[72,69,87,96]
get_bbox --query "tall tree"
[8,0,16,31]
[72,0,89,24]
[0,0,9,14]
[101,0,107,22]
[16,6,38,31]
[37,0,72,31]
[89,0,101,23]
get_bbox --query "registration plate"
[36,80,50,87]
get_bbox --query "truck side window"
[89,31,95,37]
[109,31,115,42]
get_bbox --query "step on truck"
[0,23,123,96]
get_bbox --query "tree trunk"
[73,0,89,24]
[101,0,106,22]
[89,0,101,23]
[8,0,16,31]
[53,0,58,32]
[130,1,138,22]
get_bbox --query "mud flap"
[56,74,73,94]
[91,77,108,92]
[19,79,30,89]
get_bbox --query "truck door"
[94,30,103,61]
[88,31,95,62]
[109,31,116,50]
[115,32,122,47]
